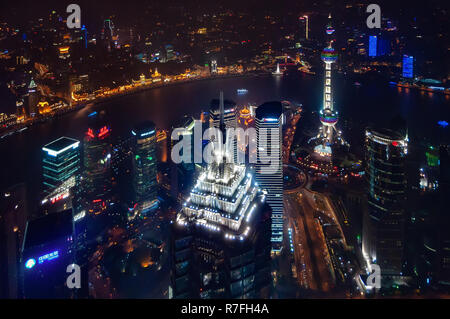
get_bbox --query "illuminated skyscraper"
[170,118,272,298]
[42,137,81,195]
[255,102,283,252]
[82,113,112,214]
[131,121,158,214]
[27,78,39,117]
[363,128,408,276]
[299,15,309,40]
[211,60,218,74]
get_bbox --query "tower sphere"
[321,47,338,63]
[319,108,338,127]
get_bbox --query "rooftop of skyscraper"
[132,121,156,138]
[23,209,73,249]
[42,136,80,155]
[176,142,268,240]
[210,98,236,113]
[255,101,282,120]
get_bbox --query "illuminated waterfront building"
[363,128,407,276]
[402,55,414,79]
[42,137,81,195]
[170,117,272,298]
[21,209,76,298]
[27,78,39,117]
[58,46,70,60]
[131,121,158,214]
[255,102,283,252]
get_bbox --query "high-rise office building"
[132,121,158,213]
[210,94,237,130]
[255,102,283,253]
[82,113,112,215]
[368,34,391,57]
[170,130,272,298]
[21,209,76,298]
[363,128,408,276]
[42,137,81,195]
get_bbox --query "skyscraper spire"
[219,90,225,132]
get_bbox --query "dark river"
[1,73,449,205]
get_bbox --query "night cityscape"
[0,0,449,308]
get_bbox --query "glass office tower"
[363,128,407,276]
[132,121,158,213]
[82,113,112,215]
[42,137,81,195]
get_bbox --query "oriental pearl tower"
[313,14,347,156]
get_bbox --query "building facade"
[363,128,408,276]
[42,137,81,195]
[82,113,112,215]
[132,121,158,213]
[170,128,272,299]
[255,102,283,253]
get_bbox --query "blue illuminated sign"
[38,251,59,264]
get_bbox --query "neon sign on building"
[38,251,59,264]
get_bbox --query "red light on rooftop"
[392,141,399,147]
